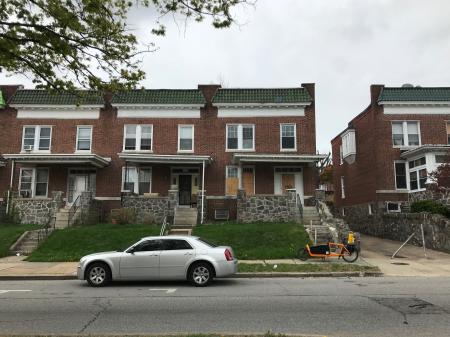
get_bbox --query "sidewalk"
[0,256,77,279]
[360,234,450,277]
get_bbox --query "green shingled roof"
[213,88,312,104]
[112,89,205,105]
[379,87,450,102]
[9,89,103,105]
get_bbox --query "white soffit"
[217,107,306,118]
[383,104,450,115]
[16,106,101,119]
[116,105,202,118]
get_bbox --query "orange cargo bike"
[297,232,359,263]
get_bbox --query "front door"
[70,175,88,204]
[281,174,296,194]
[242,167,255,195]
[178,175,192,205]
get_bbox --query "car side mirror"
[128,247,136,254]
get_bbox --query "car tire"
[86,262,111,287]
[188,262,213,287]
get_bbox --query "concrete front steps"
[55,208,70,228]
[169,207,198,235]
[9,228,53,256]
[303,206,333,244]
[302,206,321,226]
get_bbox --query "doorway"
[67,168,96,205]
[178,175,192,206]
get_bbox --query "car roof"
[141,235,199,240]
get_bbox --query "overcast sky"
[2,0,450,153]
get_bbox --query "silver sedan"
[77,235,237,287]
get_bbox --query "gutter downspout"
[201,160,205,224]
[6,160,15,214]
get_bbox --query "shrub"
[410,200,450,218]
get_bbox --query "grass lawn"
[0,224,41,258]
[27,224,161,262]
[192,222,310,260]
[238,263,380,273]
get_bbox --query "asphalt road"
[0,277,449,337]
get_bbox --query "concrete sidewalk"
[360,234,450,277]
[0,256,77,279]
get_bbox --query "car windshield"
[196,238,218,248]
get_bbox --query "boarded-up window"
[226,166,239,196]
[242,167,254,195]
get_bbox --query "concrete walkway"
[360,234,450,277]
[0,256,77,278]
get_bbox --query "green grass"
[192,222,310,260]
[0,224,41,258]
[238,263,380,273]
[27,224,161,262]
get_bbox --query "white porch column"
[201,160,206,224]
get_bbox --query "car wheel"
[188,262,213,287]
[86,262,111,287]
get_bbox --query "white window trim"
[391,121,421,148]
[75,125,93,153]
[368,204,373,215]
[123,124,153,152]
[225,124,255,152]
[21,125,52,153]
[225,165,240,196]
[339,145,343,165]
[177,124,194,153]
[280,123,297,152]
[340,176,345,199]
[394,160,409,191]
[386,202,401,213]
[121,166,152,194]
[18,167,49,198]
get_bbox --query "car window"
[196,238,218,248]
[133,240,163,252]
[162,239,193,250]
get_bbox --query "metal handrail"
[68,194,82,226]
[159,216,168,236]
[37,216,55,245]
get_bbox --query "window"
[131,240,163,252]
[409,157,426,169]
[225,166,239,196]
[391,121,420,147]
[339,145,343,165]
[280,124,296,150]
[122,167,151,195]
[386,202,401,213]
[368,204,373,215]
[409,168,427,191]
[76,126,92,151]
[123,125,152,151]
[394,162,407,189]
[19,168,49,198]
[341,176,345,199]
[226,124,255,151]
[162,239,193,250]
[447,122,450,145]
[22,126,51,151]
[178,125,194,152]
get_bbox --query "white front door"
[72,175,88,204]
[274,167,304,205]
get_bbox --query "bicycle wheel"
[297,248,309,261]
[342,249,359,263]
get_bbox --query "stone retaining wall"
[237,189,300,223]
[12,191,64,225]
[344,204,450,253]
[121,194,169,224]
[409,189,450,207]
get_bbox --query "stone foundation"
[237,189,300,223]
[121,194,169,224]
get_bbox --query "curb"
[0,271,382,281]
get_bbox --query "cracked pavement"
[0,277,449,336]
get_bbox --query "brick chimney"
[198,84,221,105]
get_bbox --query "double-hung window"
[123,125,153,151]
[280,124,296,151]
[19,168,49,198]
[22,126,52,152]
[394,162,407,189]
[122,167,152,195]
[408,157,427,191]
[76,126,92,151]
[391,121,420,147]
[178,125,194,152]
[226,124,255,151]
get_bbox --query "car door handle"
[184,252,193,256]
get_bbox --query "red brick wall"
[0,84,318,202]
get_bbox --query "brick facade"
[0,84,320,222]
[332,85,450,213]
